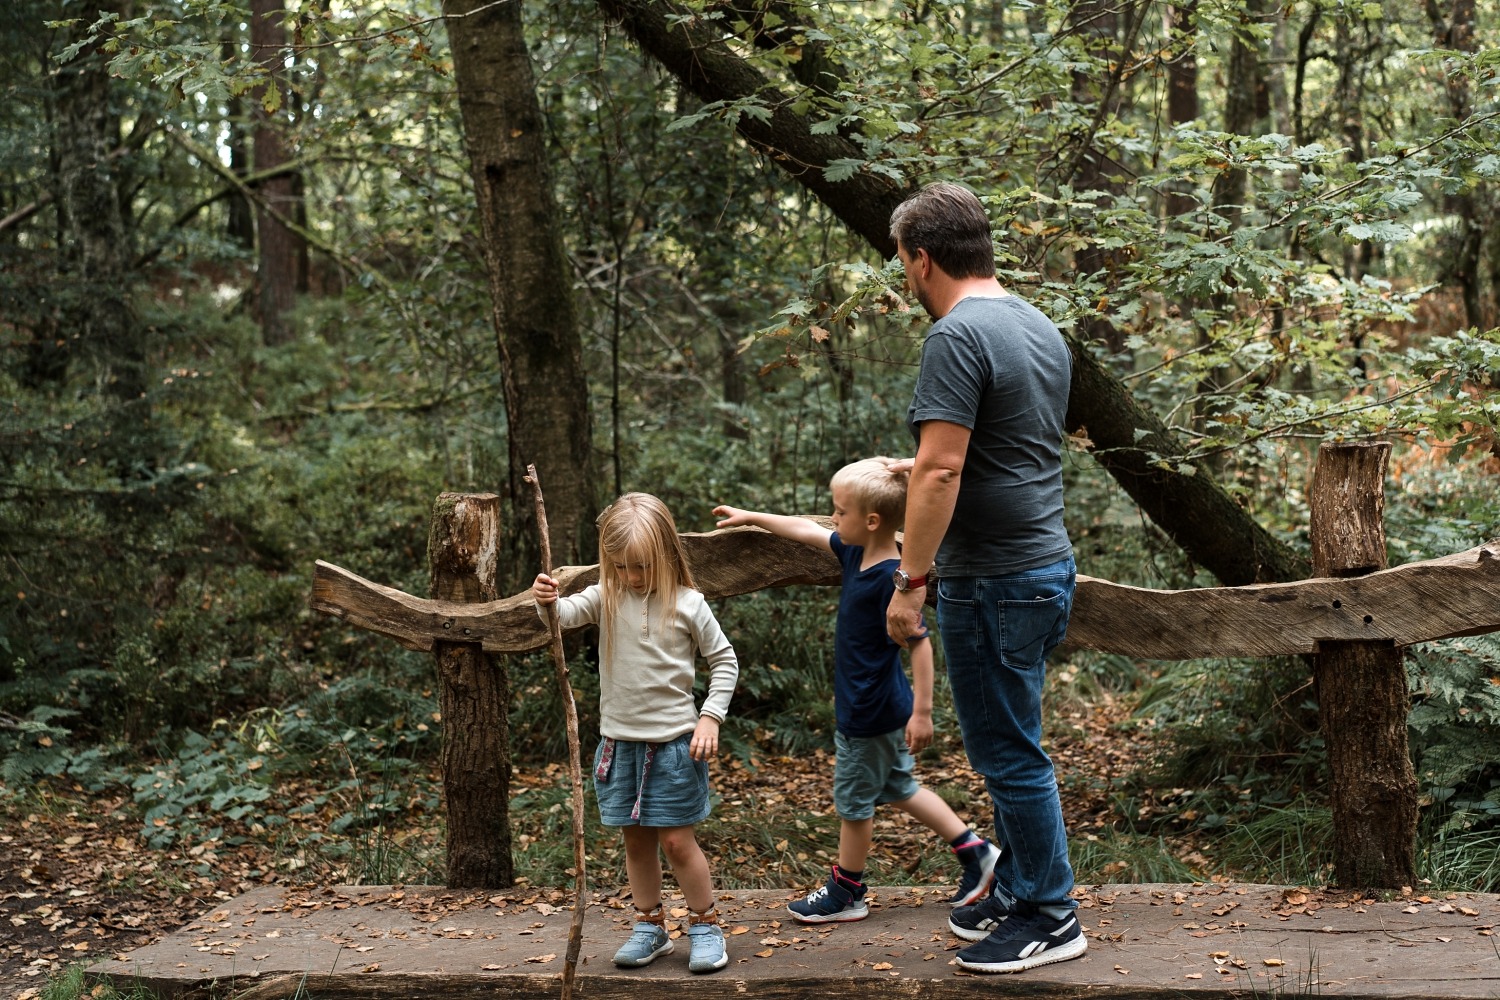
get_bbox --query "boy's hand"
[905,711,934,754]
[532,572,558,605]
[712,505,752,528]
[689,716,721,760]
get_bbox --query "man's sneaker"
[685,921,729,973]
[954,905,1087,973]
[612,920,672,967]
[948,888,1012,941]
[788,866,869,923]
[949,839,1001,906]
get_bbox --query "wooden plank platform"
[89,882,1500,999]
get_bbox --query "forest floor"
[0,689,1176,999]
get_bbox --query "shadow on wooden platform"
[89,883,1500,999]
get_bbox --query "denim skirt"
[593,733,710,828]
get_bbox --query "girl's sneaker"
[788,866,869,923]
[685,921,729,973]
[612,920,672,967]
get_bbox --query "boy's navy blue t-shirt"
[831,532,928,738]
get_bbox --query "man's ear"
[912,246,933,278]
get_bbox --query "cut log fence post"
[1309,442,1417,890]
[427,492,513,889]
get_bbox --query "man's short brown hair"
[889,182,996,280]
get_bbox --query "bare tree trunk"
[443,0,600,582]
[1427,0,1486,330]
[1214,0,1267,226]
[1164,3,1200,220]
[1064,0,1145,354]
[428,494,513,888]
[251,0,303,344]
[1197,0,1269,434]
[223,35,254,250]
[1309,443,1416,890]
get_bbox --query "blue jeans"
[936,555,1076,910]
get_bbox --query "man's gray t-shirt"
[906,295,1072,578]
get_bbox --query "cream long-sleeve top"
[536,584,739,742]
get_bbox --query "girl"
[532,492,738,974]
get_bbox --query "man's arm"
[887,419,970,647]
[712,505,834,551]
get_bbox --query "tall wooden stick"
[525,465,587,1000]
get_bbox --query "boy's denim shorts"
[593,733,710,828]
[832,728,919,821]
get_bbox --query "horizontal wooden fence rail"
[312,532,1500,661]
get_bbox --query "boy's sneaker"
[685,921,729,973]
[954,905,1087,974]
[612,920,672,967]
[949,839,1001,906]
[788,866,869,923]
[948,887,1012,941]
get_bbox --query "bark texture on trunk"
[1164,3,1200,219]
[1309,443,1416,891]
[444,0,599,581]
[428,493,513,889]
[250,0,303,345]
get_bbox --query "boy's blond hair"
[829,457,909,528]
[595,492,697,659]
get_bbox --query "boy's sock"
[950,829,987,855]
[835,865,864,886]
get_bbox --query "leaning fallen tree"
[591,0,1308,587]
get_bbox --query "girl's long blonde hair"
[595,493,697,659]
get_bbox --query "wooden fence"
[311,444,1500,890]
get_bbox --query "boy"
[714,458,999,923]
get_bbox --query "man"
[884,182,1083,974]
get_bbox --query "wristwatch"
[892,567,928,592]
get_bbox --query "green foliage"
[1409,634,1500,834]
[3,0,1499,907]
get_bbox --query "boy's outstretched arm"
[712,505,833,551]
[905,637,935,754]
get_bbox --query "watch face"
[893,569,909,591]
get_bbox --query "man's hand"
[887,586,926,649]
[689,716,721,760]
